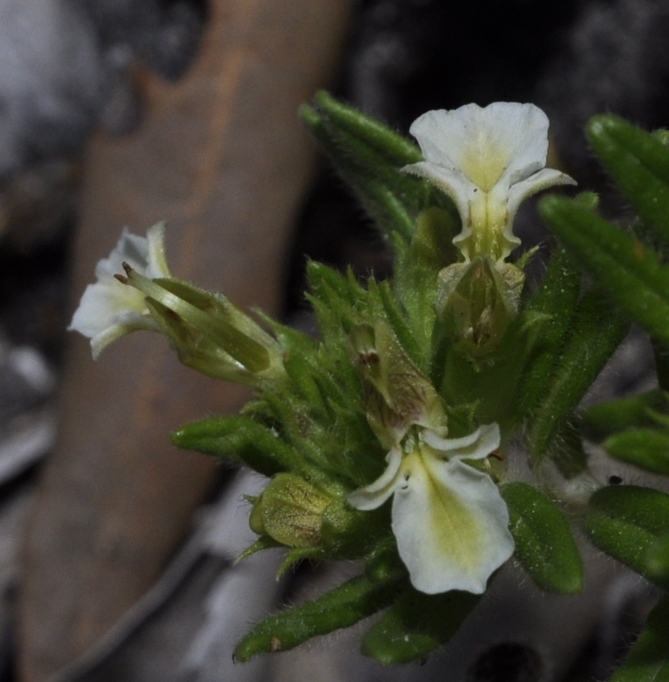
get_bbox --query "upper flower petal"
[346,446,403,511]
[407,103,550,192]
[391,449,514,594]
[507,167,576,219]
[69,224,169,358]
[422,422,500,461]
[145,222,170,278]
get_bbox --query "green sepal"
[409,206,460,272]
[235,536,282,564]
[276,548,323,579]
[609,597,669,682]
[502,482,584,594]
[604,428,669,476]
[391,233,440,358]
[171,415,302,477]
[254,311,317,356]
[361,587,479,664]
[234,573,401,661]
[149,278,273,373]
[306,261,367,338]
[525,289,629,462]
[588,114,669,247]
[585,485,669,589]
[368,278,426,370]
[540,194,669,345]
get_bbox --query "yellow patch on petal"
[406,449,483,575]
[461,133,508,191]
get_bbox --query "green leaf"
[540,195,669,345]
[647,534,669,584]
[604,428,669,476]
[653,340,669,393]
[586,485,669,588]
[523,246,583,351]
[588,114,669,246]
[234,573,401,661]
[582,390,669,440]
[502,482,583,594]
[312,91,422,166]
[525,289,629,461]
[361,588,479,664]
[610,597,669,682]
[171,415,301,477]
[517,246,583,421]
[301,93,434,243]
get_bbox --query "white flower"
[348,422,514,594]
[405,102,576,262]
[69,223,170,358]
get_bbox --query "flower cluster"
[70,98,585,662]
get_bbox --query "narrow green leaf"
[582,390,669,440]
[301,100,424,242]
[540,195,669,345]
[171,416,300,476]
[313,90,422,166]
[361,588,479,664]
[588,114,669,246]
[502,482,583,594]
[518,246,583,419]
[234,573,401,661]
[586,485,669,588]
[526,289,629,460]
[604,428,669,476]
[524,246,583,350]
[610,597,669,682]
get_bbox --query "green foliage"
[361,588,479,664]
[610,597,669,682]
[172,102,669,673]
[502,482,583,594]
[300,91,443,243]
[539,195,669,345]
[604,429,669,476]
[524,289,629,462]
[234,573,403,662]
[588,115,669,247]
[586,486,669,590]
[582,390,669,440]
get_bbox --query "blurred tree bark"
[17,1,352,680]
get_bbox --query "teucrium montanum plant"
[70,94,669,676]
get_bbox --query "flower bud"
[437,257,524,354]
[250,474,332,548]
